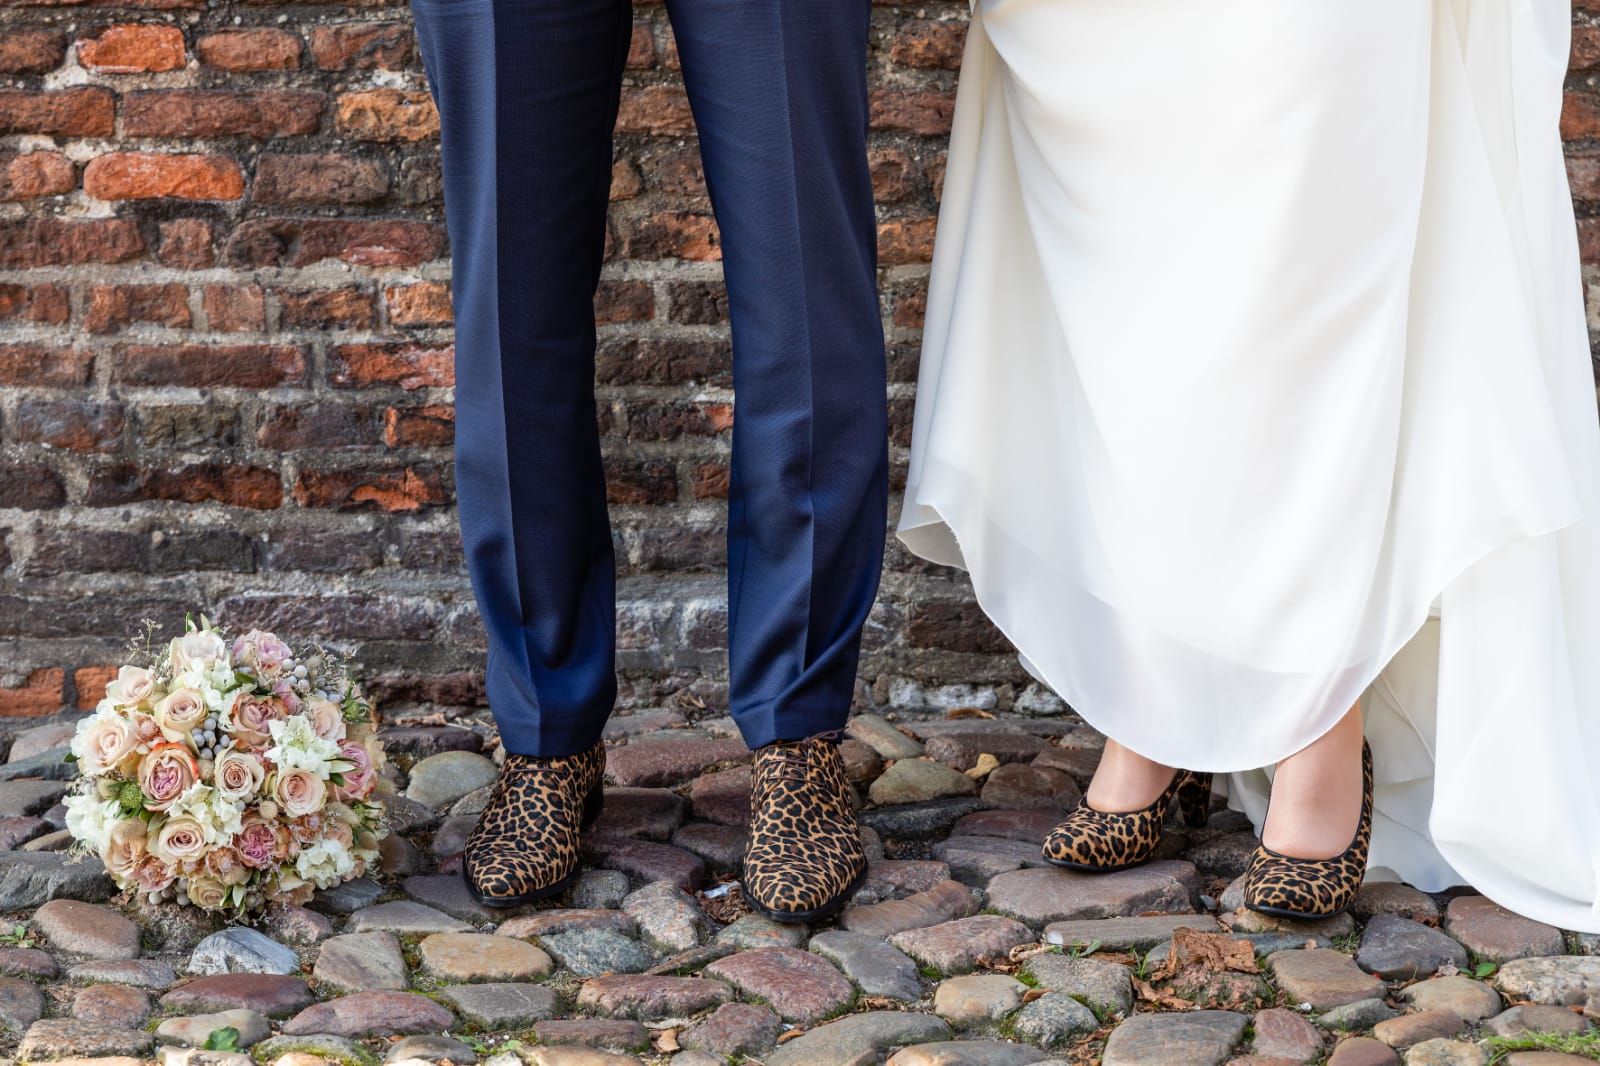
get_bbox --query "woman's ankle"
[1261,704,1365,859]
[1085,740,1178,814]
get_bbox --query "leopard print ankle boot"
[1242,740,1373,920]
[462,742,606,907]
[743,735,868,924]
[1041,769,1213,872]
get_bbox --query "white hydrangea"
[165,782,245,845]
[294,838,356,889]
[264,715,342,777]
[63,791,121,855]
[174,658,239,713]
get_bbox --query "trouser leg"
[665,0,889,746]
[412,0,632,756]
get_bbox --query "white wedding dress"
[899,0,1600,932]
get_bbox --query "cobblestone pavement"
[1,709,1598,1066]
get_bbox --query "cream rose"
[151,816,208,866]
[106,666,156,709]
[101,819,148,882]
[130,854,176,896]
[214,749,265,802]
[274,769,326,819]
[226,693,287,751]
[186,874,231,910]
[73,712,138,777]
[138,744,200,811]
[155,688,209,747]
[169,630,227,675]
[231,630,292,679]
[304,700,346,743]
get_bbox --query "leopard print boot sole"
[743,736,869,924]
[462,741,606,908]
[1041,769,1213,873]
[1242,740,1373,920]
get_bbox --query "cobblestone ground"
[0,709,1598,1066]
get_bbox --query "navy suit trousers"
[410,0,889,755]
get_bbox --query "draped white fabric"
[898,0,1600,932]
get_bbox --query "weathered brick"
[0,151,75,200]
[113,343,306,387]
[329,342,453,389]
[0,285,70,325]
[77,23,187,72]
[13,400,127,452]
[122,89,324,138]
[292,220,445,267]
[308,23,412,70]
[871,88,956,137]
[85,283,192,333]
[149,530,256,573]
[605,458,678,506]
[255,152,388,204]
[878,217,938,266]
[0,669,65,719]
[135,404,240,448]
[889,19,966,69]
[24,529,143,576]
[385,282,452,327]
[85,461,283,509]
[196,28,300,70]
[202,283,266,332]
[85,152,245,201]
[278,287,376,329]
[73,667,116,710]
[0,29,66,74]
[595,280,653,324]
[0,88,115,136]
[0,345,94,387]
[293,465,450,511]
[616,212,721,261]
[257,403,384,449]
[384,403,453,447]
[157,219,215,268]
[0,464,67,510]
[335,89,438,141]
[616,85,694,134]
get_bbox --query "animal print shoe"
[1041,769,1213,872]
[743,735,868,924]
[461,741,606,907]
[1242,741,1373,920]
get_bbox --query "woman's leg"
[1085,741,1177,813]
[1261,700,1366,858]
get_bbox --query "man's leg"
[665,0,889,748]
[665,0,887,922]
[412,0,631,758]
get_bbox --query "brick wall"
[2,2,1598,726]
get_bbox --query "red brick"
[595,280,654,324]
[383,404,453,447]
[616,85,695,135]
[888,19,966,70]
[113,343,306,387]
[1563,91,1600,142]
[617,212,721,261]
[329,342,453,389]
[385,281,452,327]
[871,88,955,137]
[203,283,266,331]
[0,669,65,719]
[122,89,324,138]
[606,458,678,505]
[308,23,412,71]
[85,151,245,201]
[0,29,66,74]
[0,151,75,200]
[1576,25,1600,73]
[86,461,284,510]
[278,287,375,330]
[691,462,730,500]
[878,216,938,266]
[0,285,70,326]
[335,89,438,141]
[78,23,187,72]
[292,220,446,267]
[293,465,449,511]
[74,666,117,710]
[13,400,126,452]
[626,23,654,70]
[869,147,919,203]
[0,344,94,387]
[0,219,144,267]
[257,403,383,449]
[158,219,214,268]
[196,28,300,70]
[0,88,115,136]
[86,283,192,333]
[0,464,66,510]
[611,159,644,201]
[254,152,387,204]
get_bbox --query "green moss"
[1482,1032,1600,1063]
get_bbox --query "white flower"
[169,630,227,674]
[264,715,342,777]
[63,791,121,854]
[293,838,355,889]
[165,782,245,845]
[106,666,156,709]
[71,708,139,777]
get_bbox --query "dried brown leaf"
[946,707,995,719]
[654,1029,680,1053]
[1132,975,1193,1011]
[965,753,1001,780]
[1022,987,1049,1003]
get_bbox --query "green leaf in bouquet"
[203,1027,239,1052]
[116,781,147,814]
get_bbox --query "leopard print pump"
[461,741,606,907]
[743,735,868,924]
[1242,740,1374,920]
[1041,769,1214,872]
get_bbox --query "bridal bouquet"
[63,616,388,915]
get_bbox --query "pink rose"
[151,816,207,866]
[204,846,251,887]
[333,741,375,801]
[138,744,199,812]
[271,680,302,716]
[304,699,346,743]
[102,819,148,881]
[228,693,288,751]
[275,770,326,819]
[232,816,281,870]
[232,630,292,679]
[214,749,265,802]
[287,812,325,847]
[155,688,208,746]
[130,855,176,895]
